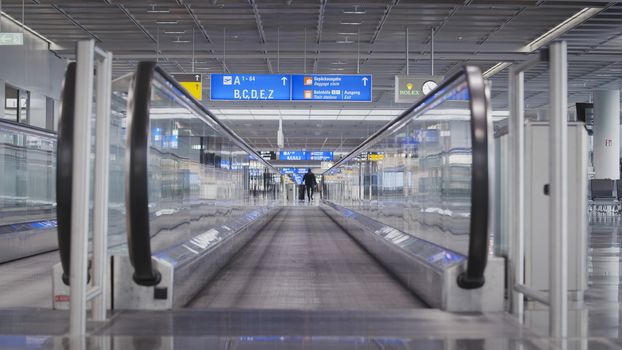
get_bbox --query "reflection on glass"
[324,79,474,255]
[140,73,281,252]
[0,121,56,224]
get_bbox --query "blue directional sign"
[291,74,372,102]
[279,151,306,161]
[308,151,333,161]
[210,74,291,101]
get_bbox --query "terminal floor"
[0,250,57,308]
[5,209,622,348]
[188,206,426,309]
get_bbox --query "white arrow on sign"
[195,74,200,81]
[281,76,288,86]
[362,77,368,86]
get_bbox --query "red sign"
[55,295,70,302]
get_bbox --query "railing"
[323,66,493,289]
[126,61,280,286]
[56,61,76,285]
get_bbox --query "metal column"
[92,49,113,321]
[548,41,568,338]
[69,40,95,336]
[509,66,525,320]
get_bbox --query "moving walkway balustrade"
[113,62,281,303]
[321,67,500,310]
[49,61,279,300]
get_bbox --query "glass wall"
[132,70,281,252]
[0,121,56,224]
[323,75,483,256]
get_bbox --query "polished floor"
[4,208,622,349]
[0,250,57,308]
[188,206,426,309]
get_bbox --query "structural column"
[593,90,620,180]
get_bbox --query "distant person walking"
[302,168,317,201]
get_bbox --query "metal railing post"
[549,40,568,338]
[509,66,525,320]
[69,39,95,336]
[92,50,112,321]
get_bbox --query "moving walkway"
[48,60,498,313]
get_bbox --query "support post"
[69,39,95,336]
[509,66,525,320]
[548,40,568,338]
[92,51,112,321]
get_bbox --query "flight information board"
[210,74,291,101]
[291,74,372,102]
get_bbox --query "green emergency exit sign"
[0,33,23,46]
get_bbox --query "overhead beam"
[176,0,228,72]
[313,0,327,73]
[360,0,399,68]
[51,4,102,43]
[248,0,274,73]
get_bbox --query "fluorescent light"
[331,61,348,65]
[330,68,345,71]
[164,31,185,34]
[156,21,178,25]
[337,32,357,35]
[340,22,362,25]
[195,67,211,70]
[172,37,190,43]
[483,62,511,78]
[336,37,355,44]
[519,7,602,53]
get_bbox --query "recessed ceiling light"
[172,37,190,43]
[331,61,348,65]
[336,37,355,44]
[195,67,212,70]
[340,21,362,25]
[330,68,345,71]
[337,32,357,35]
[343,5,366,15]
[147,4,170,13]
[164,30,185,34]
[156,20,178,25]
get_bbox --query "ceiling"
[2,0,621,149]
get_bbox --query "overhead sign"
[172,73,203,100]
[292,74,372,102]
[210,74,291,101]
[367,152,385,161]
[308,151,333,161]
[258,151,276,160]
[0,33,23,46]
[394,75,444,103]
[279,151,334,161]
[279,151,306,161]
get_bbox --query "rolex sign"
[394,75,444,103]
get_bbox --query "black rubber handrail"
[125,62,280,286]
[323,66,491,290]
[56,62,76,285]
[457,66,491,290]
[126,61,161,286]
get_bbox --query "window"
[3,84,30,124]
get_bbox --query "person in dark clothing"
[302,168,317,201]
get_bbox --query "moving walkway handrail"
[56,62,76,285]
[0,118,57,139]
[324,66,492,290]
[126,61,279,286]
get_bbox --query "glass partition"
[0,121,56,224]
[323,68,491,260]
[125,65,281,257]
